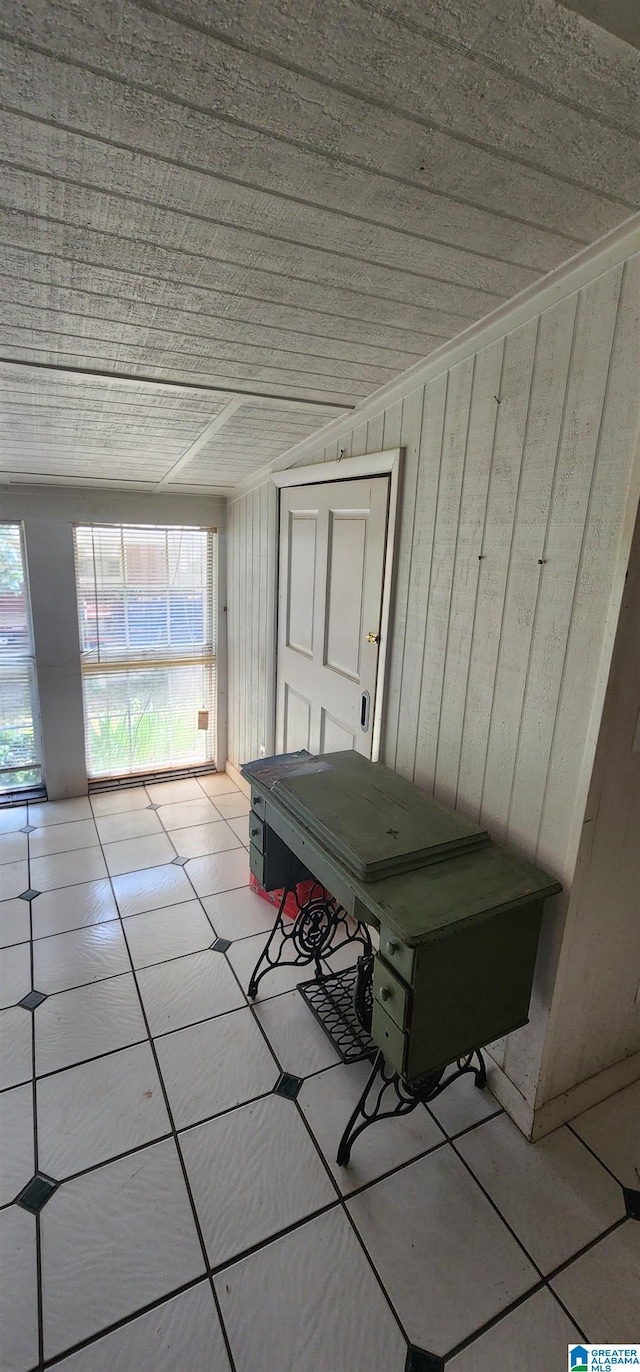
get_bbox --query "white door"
[276,476,389,758]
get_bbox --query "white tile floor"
[0,772,638,1371]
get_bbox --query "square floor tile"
[199,773,240,796]
[0,941,32,1009]
[33,921,131,995]
[571,1080,640,1191]
[181,1093,336,1267]
[155,1006,277,1129]
[210,793,250,820]
[31,879,118,940]
[447,1288,580,1371]
[29,797,92,827]
[170,820,242,859]
[0,1005,33,1090]
[202,886,276,942]
[0,897,31,948]
[35,972,147,1077]
[41,1138,205,1360]
[457,1115,625,1272]
[551,1222,640,1341]
[31,846,107,893]
[90,786,150,817]
[112,863,194,918]
[146,778,207,805]
[123,901,215,970]
[29,819,99,858]
[0,804,27,834]
[0,859,29,902]
[427,1074,502,1137]
[0,1206,38,1372]
[348,1147,537,1356]
[227,815,249,846]
[0,1082,34,1205]
[51,1281,232,1371]
[214,1207,406,1372]
[186,847,250,898]
[103,833,175,877]
[95,808,163,844]
[300,1059,446,1194]
[254,989,341,1077]
[137,948,245,1036]
[0,830,28,865]
[156,797,221,831]
[227,930,310,1001]
[37,1040,171,1178]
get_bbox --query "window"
[74,524,216,780]
[0,523,43,795]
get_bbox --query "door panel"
[324,513,367,680]
[286,514,317,656]
[277,476,389,759]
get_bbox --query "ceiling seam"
[0,106,585,271]
[0,167,518,293]
[0,245,477,330]
[0,29,634,214]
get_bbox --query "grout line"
[40,1274,213,1370]
[564,1120,629,1191]
[87,806,240,1372]
[25,806,45,1370]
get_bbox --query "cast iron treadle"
[298,966,378,1066]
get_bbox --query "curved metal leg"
[336,1047,487,1166]
[247,880,371,1000]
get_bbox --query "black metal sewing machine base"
[336,1044,487,1166]
[246,879,372,1001]
[298,965,377,1065]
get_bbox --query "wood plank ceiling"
[0,0,638,492]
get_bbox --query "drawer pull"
[379,986,391,1002]
[386,940,399,955]
[250,827,261,838]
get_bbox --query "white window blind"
[74,524,216,780]
[0,523,42,794]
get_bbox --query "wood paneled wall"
[229,254,639,892]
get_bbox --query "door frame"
[271,448,402,761]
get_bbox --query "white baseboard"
[225,759,251,797]
[486,1045,640,1140]
[530,1047,640,1139]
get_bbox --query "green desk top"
[272,750,489,880]
[247,756,562,947]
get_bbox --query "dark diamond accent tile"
[18,889,40,901]
[20,824,36,834]
[147,802,160,811]
[16,1173,58,1214]
[172,855,189,866]
[273,1072,303,1101]
[18,990,47,1011]
[211,937,231,953]
[406,1348,444,1372]
[623,1186,640,1219]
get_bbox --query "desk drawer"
[371,999,407,1078]
[248,814,265,852]
[249,842,265,888]
[251,790,266,819]
[373,958,410,1032]
[378,926,415,984]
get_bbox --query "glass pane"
[0,525,42,795]
[83,664,213,778]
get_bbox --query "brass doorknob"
[366,632,380,644]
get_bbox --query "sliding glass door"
[0,522,43,796]
[74,524,216,780]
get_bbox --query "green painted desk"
[243,750,561,1161]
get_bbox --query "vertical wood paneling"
[507,266,623,859]
[413,357,475,790]
[456,320,538,820]
[434,339,504,807]
[394,375,446,780]
[227,254,639,902]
